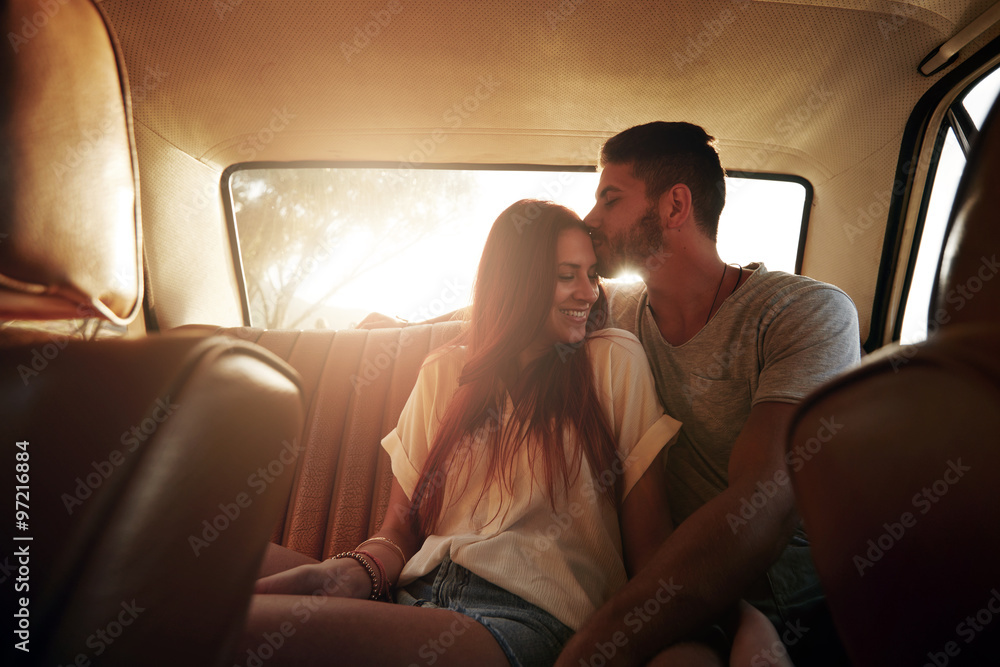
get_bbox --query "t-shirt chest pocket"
[683,375,752,457]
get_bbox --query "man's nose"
[583,204,599,229]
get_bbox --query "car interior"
[1,0,998,665]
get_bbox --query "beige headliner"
[98,0,1000,338]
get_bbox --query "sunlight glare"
[236,168,808,329]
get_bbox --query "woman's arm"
[619,453,672,577]
[355,479,424,587]
[254,479,423,599]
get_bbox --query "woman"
[242,200,783,667]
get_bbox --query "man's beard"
[596,201,667,278]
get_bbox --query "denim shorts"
[394,555,575,667]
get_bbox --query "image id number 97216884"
[13,439,32,654]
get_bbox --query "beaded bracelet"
[331,551,381,600]
[358,536,406,567]
[357,550,390,601]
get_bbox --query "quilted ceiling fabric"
[99,0,1000,183]
[96,0,1000,339]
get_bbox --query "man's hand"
[556,402,799,666]
[254,558,373,599]
[356,307,469,329]
[355,312,409,329]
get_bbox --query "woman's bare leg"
[236,594,510,667]
[729,601,792,667]
[256,542,318,578]
[647,641,725,667]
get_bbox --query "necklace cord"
[706,264,743,325]
[705,263,728,326]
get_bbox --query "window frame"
[868,36,1000,352]
[891,64,998,343]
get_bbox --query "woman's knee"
[647,640,725,667]
[257,542,318,578]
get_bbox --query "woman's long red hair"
[410,200,619,535]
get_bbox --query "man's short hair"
[600,121,726,241]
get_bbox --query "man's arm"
[355,306,469,329]
[555,401,798,667]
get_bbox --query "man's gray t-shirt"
[605,262,860,616]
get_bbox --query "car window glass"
[899,130,965,344]
[717,178,805,275]
[962,66,1000,129]
[898,66,1000,345]
[230,168,807,329]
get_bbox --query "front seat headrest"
[0,0,141,325]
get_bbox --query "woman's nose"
[574,278,598,304]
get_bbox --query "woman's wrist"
[358,536,406,568]
[328,552,382,600]
[356,550,391,600]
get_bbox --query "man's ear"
[658,183,693,230]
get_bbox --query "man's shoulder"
[746,264,856,315]
[602,279,647,303]
[602,280,647,333]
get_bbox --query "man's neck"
[643,249,730,346]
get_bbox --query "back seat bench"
[205,322,464,559]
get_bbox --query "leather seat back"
[207,322,464,559]
[2,335,304,666]
[787,94,1000,665]
[1,2,304,665]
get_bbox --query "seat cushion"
[788,324,1000,666]
[0,332,304,666]
[205,322,465,558]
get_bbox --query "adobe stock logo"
[727,416,844,534]
[340,0,403,63]
[7,0,70,53]
[579,578,683,667]
[61,396,181,515]
[238,108,296,160]
[853,459,970,577]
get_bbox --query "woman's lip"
[560,308,589,320]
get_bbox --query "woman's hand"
[254,557,373,599]
[355,312,408,329]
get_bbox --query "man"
[554,122,859,666]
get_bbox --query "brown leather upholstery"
[0,0,141,324]
[0,2,305,665]
[788,96,1000,664]
[1,334,304,665]
[201,322,465,559]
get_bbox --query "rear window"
[227,166,808,329]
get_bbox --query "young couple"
[241,122,860,666]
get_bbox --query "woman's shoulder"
[587,327,643,350]
[585,328,648,367]
[420,344,467,380]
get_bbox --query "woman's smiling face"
[528,227,599,358]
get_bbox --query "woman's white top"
[381,328,681,630]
